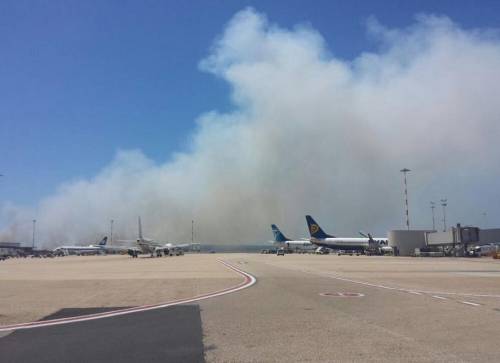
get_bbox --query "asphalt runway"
[1,254,500,362]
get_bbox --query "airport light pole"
[32,219,36,250]
[191,220,194,244]
[482,212,487,228]
[430,201,436,230]
[110,219,114,245]
[441,199,448,232]
[400,168,411,230]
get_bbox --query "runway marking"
[267,263,500,301]
[0,259,256,332]
[431,295,448,300]
[300,269,500,299]
[320,292,365,297]
[459,301,481,307]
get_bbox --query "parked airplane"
[270,224,312,250]
[305,215,389,254]
[117,217,166,257]
[53,237,108,255]
[119,217,188,257]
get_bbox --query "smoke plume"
[2,8,500,247]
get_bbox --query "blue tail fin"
[271,224,290,242]
[305,215,334,239]
[98,236,108,246]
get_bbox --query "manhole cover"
[319,292,365,297]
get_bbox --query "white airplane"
[118,217,189,257]
[305,215,390,255]
[117,217,166,258]
[270,224,312,250]
[53,237,108,255]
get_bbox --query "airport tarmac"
[202,255,500,362]
[1,254,500,362]
[0,254,240,325]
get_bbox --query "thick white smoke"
[3,8,500,247]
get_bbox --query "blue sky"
[2,0,500,207]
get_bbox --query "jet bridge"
[425,225,479,246]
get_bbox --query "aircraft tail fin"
[98,236,108,246]
[305,215,334,239]
[271,224,291,242]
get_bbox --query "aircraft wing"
[285,240,312,245]
[116,240,137,244]
[103,244,134,251]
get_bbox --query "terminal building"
[388,226,500,256]
[0,242,34,257]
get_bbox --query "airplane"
[305,215,390,255]
[118,217,188,257]
[116,217,167,258]
[53,237,108,255]
[270,224,312,250]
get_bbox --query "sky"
[2,1,500,246]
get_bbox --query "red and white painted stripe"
[0,259,256,332]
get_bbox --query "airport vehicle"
[53,237,108,256]
[468,243,500,257]
[270,224,312,250]
[261,249,275,254]
[277,247,285,256]
[336,250,355,256]
[315,246,330,254]
[163,242,191,255]
[305,215,388,254]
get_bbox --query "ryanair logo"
[310,224,319,234]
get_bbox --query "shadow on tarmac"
[0,305,205,363]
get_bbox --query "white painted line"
[459,301,481,307]
[0,259,256,332]
[328,275,500,298]
[431,295,448,300]
[292,266,500,299]
[413,290,500,298]
[319,292,365,297]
